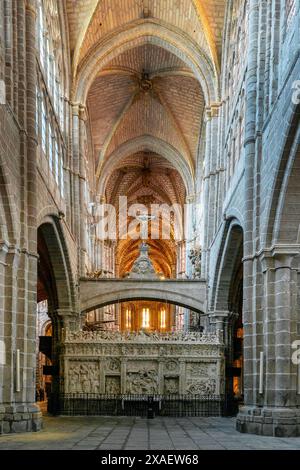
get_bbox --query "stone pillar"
[72,103,87,276]
[0,0,44,435]
[237,249,300,436]
[201,103,221,279]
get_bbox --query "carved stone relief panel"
[68,361,100,393]
[105,376,121,394]
[186,362,217,378]
[164,377,179,395]
[164,360,179,374]
[126,361,159,394]
[63,333,224,396]
[186,378,217,395]
[105,358,120,373]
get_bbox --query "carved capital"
[205,102,222,119]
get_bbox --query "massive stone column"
[0,0,42,434]
[201,104,221,280]
[237,249,300,436]
[72,103,88,277]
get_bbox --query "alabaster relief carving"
[186,378,217,395]
[105,376,121,394]
[126,369,158,394]
[68,362,99,393]
[106,358,120,372]
[164,377,179,394]
[65,329,222,344]
[64,330,224,396]
[165,360,178,372]
[186,362,217,377]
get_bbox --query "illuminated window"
[125,309,131,329]
[160,309,166,329]
[142,308,150,329]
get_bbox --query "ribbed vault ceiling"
[64,0,226,275]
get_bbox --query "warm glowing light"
[142,308,150,329]
[125,309,131,329]
[160,309,166,329]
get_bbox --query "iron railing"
[48,393,238,418]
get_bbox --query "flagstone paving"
[1,416,300,450]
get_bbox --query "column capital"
[185,193,196,204]
[259,245,300,271]
[209,310,230,319]
[96,194,106,204]
[71,102,87,120]
[205,102,222,119]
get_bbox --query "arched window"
[36,0,66,199]
[36,0,65,132]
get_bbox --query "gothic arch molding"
[97,135,195,197]
[263,103,300,246]
[81,289,206,315]
[73,19,219,106]
[210,219,244,312]
[71,1,220,77]
[38,215,76,313]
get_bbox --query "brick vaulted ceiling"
[65,1,226,272]
[87,44,205,174]
[65,0,226,183]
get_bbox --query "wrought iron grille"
[48,394,238,418]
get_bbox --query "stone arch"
[264,103,300,245]
[97,136,195,197]
[73,19,219,106]
[212,220,244,312]
[80,280,206,315]
[82,295,205,316]
[38,215,76,313]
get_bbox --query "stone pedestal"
[237,248,300,436]
[236,406,300,437]
[0,404,42,435]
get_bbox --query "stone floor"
[1,416,300,450]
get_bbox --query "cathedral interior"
[0,0,300,442]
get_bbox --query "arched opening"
[83,299,205,333]
[214,223,244,411]
[36,219,75,413]
[36,227,55,409]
